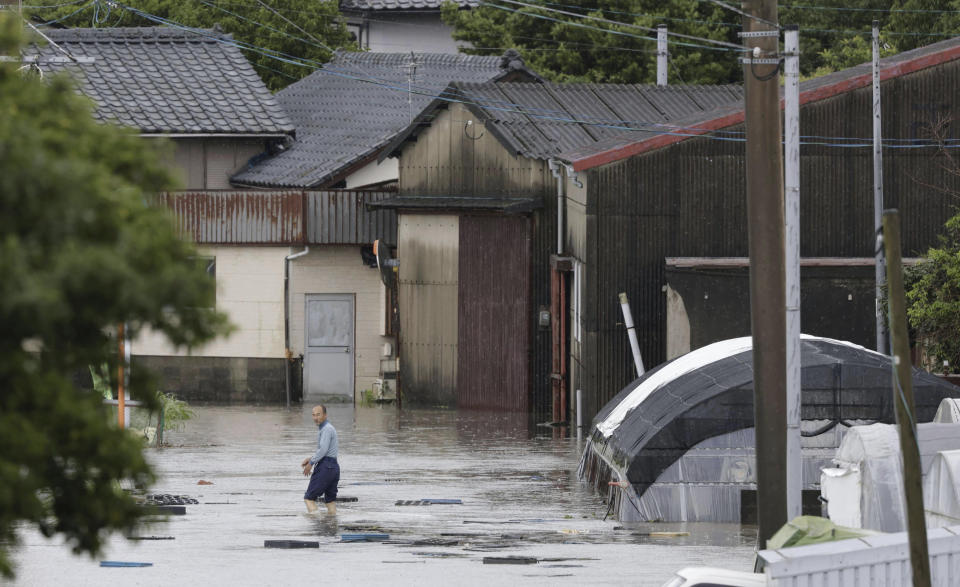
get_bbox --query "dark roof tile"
[24,26,294,136]
[233,49,535,188]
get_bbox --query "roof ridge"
[40,26,227,43]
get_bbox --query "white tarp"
[824,421,960,532]
[935,398,960,423]
[925,449,960,528]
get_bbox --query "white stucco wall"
[365,13,461,53]
[345,157,399,189]
[133,245,288,358]
[288,246,395,396]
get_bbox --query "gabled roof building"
[377,81,744,417]
[231,50,537,190]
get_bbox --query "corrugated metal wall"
[397,214,459,406]
[158,190,304,244]
[580,59,960,421]
[305,190,397,245]
[457,215,531,412]
[763,524,960,586]
[159,190,397,246]
[397,103,555,420]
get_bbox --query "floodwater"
[11,405,758,586]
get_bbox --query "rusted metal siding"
[457,215,532,412]
[158,190,304,244]
[397,214,459,406]
[578,58,960,422]
[305,190,397,245]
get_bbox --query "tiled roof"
[340,0,477,10]
[562,35,960,171]
[232,50,537,188]
[23,27,294,136]
[384,82,744,161]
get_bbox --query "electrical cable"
[41,2,960,152]
[750,57,783,81]
[483,0,749,52]
[31,0,91,25]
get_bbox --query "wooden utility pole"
[882,210,931,587]
[742,0,787,547]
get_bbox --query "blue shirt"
[309,421,338,464]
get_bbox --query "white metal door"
[304,294,354,399]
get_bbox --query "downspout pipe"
[284,245,309,409]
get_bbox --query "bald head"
[311,405,327,425]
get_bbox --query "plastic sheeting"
[767,516,879,549]
[579,335,960,522]
[935,398,960,423]
[926,449,960,528]
[822,422,960,532]
[608,426,841,522]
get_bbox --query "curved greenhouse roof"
[583,335,960,500]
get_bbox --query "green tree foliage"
[441,0,742,84]
[907,213,960,371]
[26,0,355,90]
[443,0,957,84]
[887,0,960,54]
[0,16,230,577]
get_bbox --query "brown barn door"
[457,215,531,411]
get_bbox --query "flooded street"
[12,405,757,586]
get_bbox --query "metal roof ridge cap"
[569,109,744,172]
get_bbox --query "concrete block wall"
[133,355,290,404]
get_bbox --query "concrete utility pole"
[882,210,931,587]
[783,24,802,523]
[873,21,888,354]
[657,25,668,86]
[741,0,787,548]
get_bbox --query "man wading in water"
[302,404,339,514]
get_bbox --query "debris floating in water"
[420,499,462,505]
[148,505,186,515]
[341,533,390,542]
[100,561,153,568]
[144,494,198,506]
[395,500,431,506]
[264,540,320,549]
[197,480,214,485]
[127,536,175,541]
[483,556,538,565]
[632,531,690,538]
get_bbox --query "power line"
[44,1,960,152]
[782,2,960,14]
[484,0,748,51]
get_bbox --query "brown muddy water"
[11,405,757,586]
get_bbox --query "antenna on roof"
[21,17,80,64]
[407,52,417,124]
